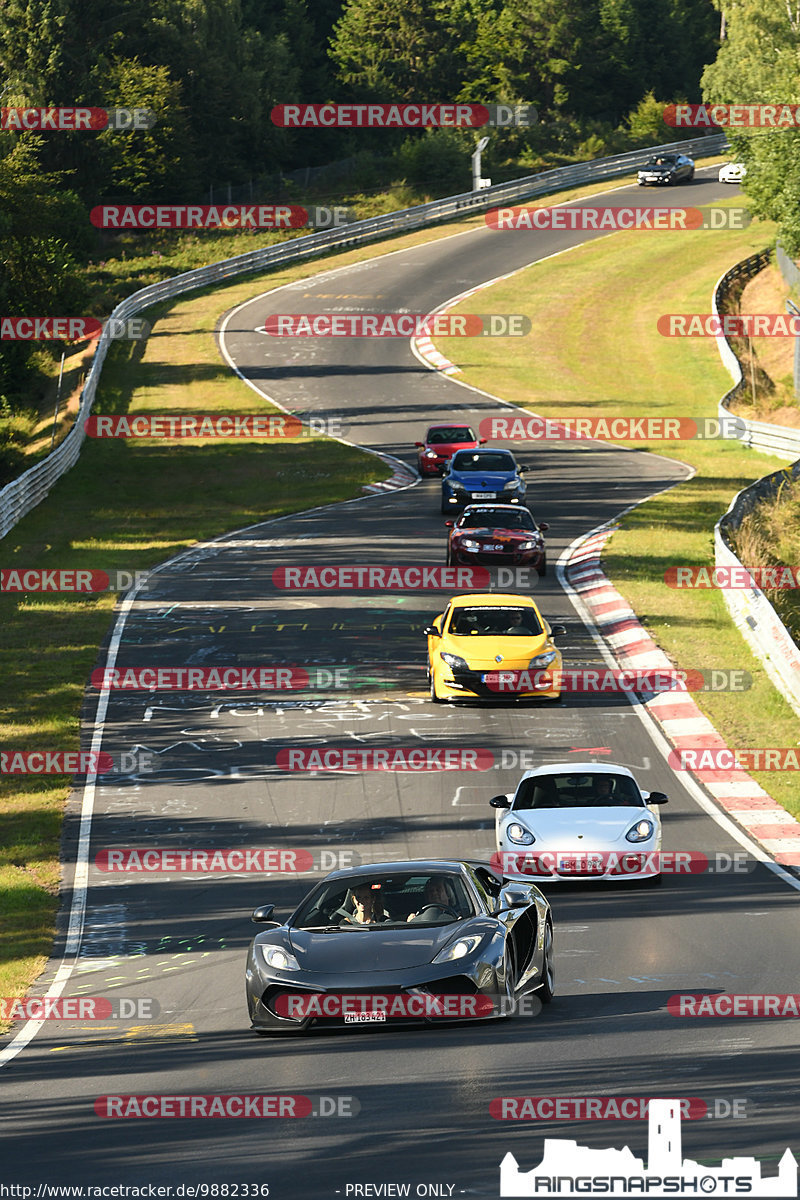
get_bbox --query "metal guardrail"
[712,249,800,717]
[0,132,727,540]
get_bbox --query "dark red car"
[446,504,549,574]
[415,423,485,476]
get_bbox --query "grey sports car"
[245,858,554,1034]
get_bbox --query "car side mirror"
[549,624,566,637]
[498,884,531,908]
[438,464,448,475]
[518,465,527,473]
[538,522,549,532]
[444,520,454,528]
[414,441,424,448]
[645,791,668,805]
[479,438,487,445]
[490,794,512,809]
[424,625,441,637]
[252,904,276,923]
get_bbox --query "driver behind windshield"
[344,882,390,925]
[407,876,457,922]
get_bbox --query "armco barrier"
[0,133,726,540]
[713,248,800,718]
[713,247,800,459]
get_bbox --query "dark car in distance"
[637,153,694,186]
[446,504,549,574]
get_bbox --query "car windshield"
[427,427,475,444]
[458,508,536,530]
[292,873,475,928]
[451,451,515,471]
[648,156,676,166]
[512,773,644,810]
[448,605,543,636]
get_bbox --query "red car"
[446,504,549,574]
[415,423,485,476]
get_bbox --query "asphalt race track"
[3,170,799,1199]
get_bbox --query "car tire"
[538,555,546,577]
[430,669,444,703]
[537,918,555,1003]
[501,944,517,1018]
[687,168,695,181]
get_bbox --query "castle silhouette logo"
[500,1098,797,1197]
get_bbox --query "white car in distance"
[491,762,668,885]
[718,162,746,183]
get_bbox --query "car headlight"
[518,540,541,550]
[506,822,535,845]
[423,449,438,458]
[626,819,655,843]
[441,652,469,670]
[432,934,483,963]
[262,945,300,971]
[503,479,521,490]
[529,650,557,668]
[459,538,481,551]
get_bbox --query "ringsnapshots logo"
[83,414,346,439]
[263,314,530,337]
[478,415,744,442]
[94,847,361,874]
[498,1097,798,1197]
[1,317,149,341]
[486,206,750,231]
[0,996,159,1021]
[1,107,156,131]
[271,102,536,128]
[90,205,355,230]
[664,102,800,129]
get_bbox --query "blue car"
[441,449,528,514]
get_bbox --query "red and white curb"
[414,334,461,375]
[565,524,800,868]
[363,456,419,494]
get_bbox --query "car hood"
[510,806,654,844]
[447,632,550,667]
[450,472,520,489]
[286,925,461,973]
[427,442,475,454]
[641,164,671,173]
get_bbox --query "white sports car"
[718,162,746,184]
[491,762,668,884]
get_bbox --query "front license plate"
[472,492,495,499]
[344,1011,386,1023]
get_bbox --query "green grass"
[435,209,800,819]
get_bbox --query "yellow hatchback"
[425,592,566,702]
